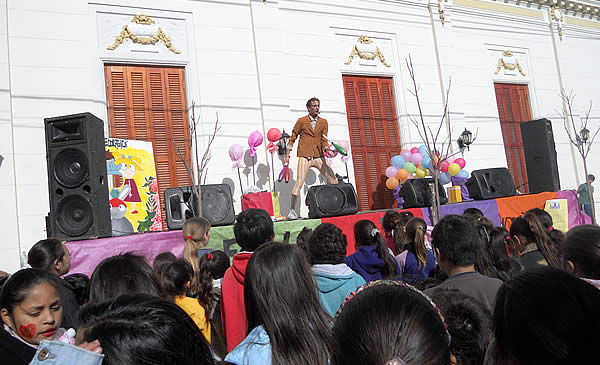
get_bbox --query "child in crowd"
[308,223,366,316]
[63,273,90,306]
[198,250,230,358]
[345,220,400,282]
[430,289,492,365]
[562,224,600,288]
[27,239,80,329]
[526,207,565,246]
[490,267,600,364]
[381,210,413,255]
[396,217,436,285]
[222,208,274,351]
[152,251,177,274]
[425,215,503,313]
[0,269,65,365]
[79,294,215,365]
[295,227,313,258]
[477,228,522,282]
[509,212,562,269]
[332,281,451,365]
[161,259,211,342]
[88,252,161,306]
[225,242,332,365]
[182,217,211,295]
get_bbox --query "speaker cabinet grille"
[466,168,516,200]
[520,118,560,193]
[164,184,235,229]
[306,183,359,218]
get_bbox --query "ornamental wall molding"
[344,35,391,67]
[494,50,526,76]
[107,14,181,54]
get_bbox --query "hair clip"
[185,235,193,240]
[386,358,407,365]
[207,253,213,260]
[547,226,554,233]
[505,235,512,240]
[417,225,425,231]
[371,228,380,237]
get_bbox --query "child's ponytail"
[524,213,562,268]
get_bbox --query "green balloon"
[404,162,416,174]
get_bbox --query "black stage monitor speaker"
[164,184,235,229]
[520,118,561,193]
[44,113,111,240]
[398,178,447,209]
[466,168,516,200]
[306,183,359,218]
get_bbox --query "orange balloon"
[396,169,409,181]
[386,177,399,190]
[433,156,440,165]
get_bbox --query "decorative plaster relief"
[551,5,565,41]
[344,35,391,67]
[494,50,526,77]
[97,10,188,62]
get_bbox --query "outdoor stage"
[66,190,590,276]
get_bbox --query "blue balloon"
[439,172,451,185]
[418,144,428,156]
[421,156,431,169]
[390,155,405,169]
[457,169,469,178]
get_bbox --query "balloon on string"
[421,156,431,169]
[457,169,469,178]
[386,177,399,190]
[439,172,451,185]
[400,150,412,161]
[228,144,245,168]
[410,147,419,154]
[448,163,461,176]
[404,162,416,174]
[455,158,466,169]
[441,161,450,173]
[418,144,428,156]
[410,153,422,166]
[385,166,398,178]
[391,155,405,169]
[396,168,409,181]
[248,130,264,157]
[267,128,281,143]
[415,167,426,178]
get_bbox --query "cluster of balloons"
[385,145,470,190]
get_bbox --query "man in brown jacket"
[284,97,337,219]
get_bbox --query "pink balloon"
[385,166,398,178]
[228,144,244,161]
[410,152,422,165]
[455,158,466,169]
[446,155,456,164]
[267,128,281,142]
[400,150,412,161]
[248,130,264,157]
[441,161,450,173]
[410,147,419,154]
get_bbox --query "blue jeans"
[583,203,592,217]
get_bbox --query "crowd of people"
[0,207,599,365]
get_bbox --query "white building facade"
[1,0,599,271]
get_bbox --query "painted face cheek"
[19,323,36,339]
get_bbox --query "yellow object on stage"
[447,186,462,203]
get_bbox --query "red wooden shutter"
[105,65,192,229]
[494,83,531,193]
[343,76,400,210]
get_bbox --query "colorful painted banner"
[105,138,162,236]
[66,190,590,277]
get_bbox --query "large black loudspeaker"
[466,168,516,200]
[164,184,235,229]
[306,183,359,218]
[519,118,561,193]
[44,113,111,240]
[398,178,448,208]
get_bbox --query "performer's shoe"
[287,209,298,220]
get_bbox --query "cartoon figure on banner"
[105,138,163,235]
[115,155,143,214]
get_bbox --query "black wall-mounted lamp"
[278,130,290,155]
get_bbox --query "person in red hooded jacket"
[221,208,274,352]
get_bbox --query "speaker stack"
[519,118,560,193]
[164,184,235,229]
[44,113,112,240]
[306,183,359,218]
[398,178,448,209]
[466,168,516,200]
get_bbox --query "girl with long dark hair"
[509,212,562,269]
[345,220,400,282]
[225,242,332,365]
